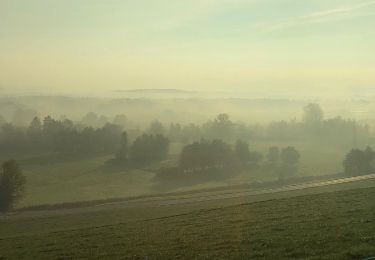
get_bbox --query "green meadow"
[0,139,347,208]
[1,186,375,259]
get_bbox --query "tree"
[216,113,230,123]
[235,140,250,164]
[12,109,38,127]
[129,134,169,166]
[179,139,236,171]
[148,121,165,135]
[278,146,300,180]
[364,146,375,169]
[343,146,375,176]
[280,146,300,165]
[95,123,123,153]
[267,146,279,164]
[27,117,42,137]
[27,117,43,148]
[43,115,62,137]
[81,112,99,127]
[303,103,324,125]
[181,124,201,143]
[249,151,263,165]
[98,115,109,128]
[0,160,26,212]
[169,123,182,142]
[116,132,129,161]
[209,114,234,141]
[113,114,128,127]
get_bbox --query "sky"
[0,0,374,97]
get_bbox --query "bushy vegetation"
[179,139,238,172]
[156,138,300,187]
[343,146,375,176]
[0,160,25,212]
[128,134,170,166]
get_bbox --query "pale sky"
[0,0,375,96]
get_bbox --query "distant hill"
[113,89,198,94]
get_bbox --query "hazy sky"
[1,0,374,96]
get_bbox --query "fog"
[1,0,375,208]
[1,95,375,206]
[1,1,375,258]
[1,95,375,125]
[1,0,375,97]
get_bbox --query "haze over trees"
[267,146,280,164]
[0,103,370,157]
[147,121,166,136]
[0,101,373,193]
[303,103,324,125]
[0,115,124,155]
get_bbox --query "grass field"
[1,185,375,259]
[2,154,155,207]
[250,140,347,178]
[0,139,347,208]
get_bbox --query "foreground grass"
[1,187,375,259]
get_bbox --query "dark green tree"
[210,114,234,141]
[267,146,280,164]
[0,160,26,212]
[280,146,300,165]
[249,151,263,166]
[113,114,128,127]
[116,132,129,161]
[81,112,99,127]
[179,139,235,171]
[235,140,250,164]
[27,117,42,138]
[278,146,300,180]
[129,134,169,166]
[169,123,182,142]
[148,121,165,135]
[303,103,324,125]
[343,146,375,176]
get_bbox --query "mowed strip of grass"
[1,187,375,259]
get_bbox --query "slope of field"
[1,186,375,259]
[0,140,346,208]
[14,154,155,207]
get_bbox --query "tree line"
[0,103,372,158]
[167,104,370,147]
[157,138,301,183]
[109,132,170,167]
[0,116,124,155]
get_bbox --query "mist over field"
[1,95,375,124]
[0,95,374,206]
[1,0,375,259]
